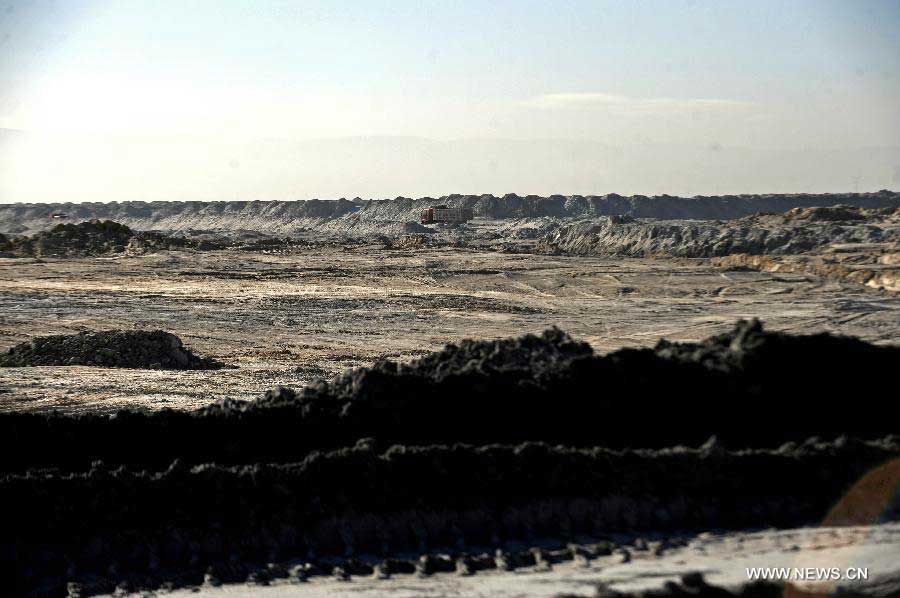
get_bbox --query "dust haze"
[3,130,900,202]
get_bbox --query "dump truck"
[420,205,474,225]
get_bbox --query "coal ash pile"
[1,320,896,472]
[0,219,222,257]
[0,330,226,370]
[1,321,898,596]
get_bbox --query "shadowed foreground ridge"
[0,320,898,471]
[3,438,899,596]
[1,322,899,596]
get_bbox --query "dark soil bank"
[1,322,898,596]
[4,438,898,597]
[0,219,219,257]
[0,330,224,369]
[1,320,897,471]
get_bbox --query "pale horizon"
[2,0,899,202]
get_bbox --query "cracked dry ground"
[1,244,898,414]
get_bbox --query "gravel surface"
[1,246,898,414]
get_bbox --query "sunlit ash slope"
[1,192,898,238]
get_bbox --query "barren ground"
[2,244,898,414]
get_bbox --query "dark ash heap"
[0,330,225,370]
[4,438,898,597]
[0,219,220,257]
[1,321,897,596]
[2,320,896,471]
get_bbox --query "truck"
[420,205,474,225]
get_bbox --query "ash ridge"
[2,192,898,239]
[4,437,898,597]
[537,206,900,258]
[2,320,897,472]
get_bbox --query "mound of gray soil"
[537,206,899,258]
[783,204,893,222]
[0,330,224,369]
[3,219,222,257]
[8,219,136,256]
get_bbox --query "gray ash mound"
[1,219,222,257]
[2,192,898,239]
[0,330,225,370]
[537,206,900,258]
[4,437,899,597]
[1,320,896,472]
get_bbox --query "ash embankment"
[1,191,898,238]
[536,206,900,258]
[0,219,221,257]
[3,203,898,295]
[0,330,226,370]
[1,320,897,471]
[532,205,900,290]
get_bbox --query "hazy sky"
[1,0,899,201]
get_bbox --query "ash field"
[1,192,899,598]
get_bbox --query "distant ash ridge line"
[1,191,898,237]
